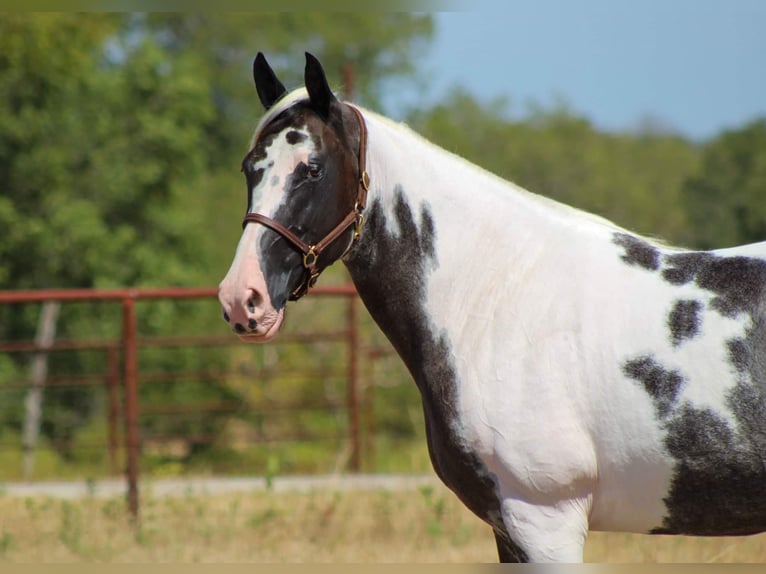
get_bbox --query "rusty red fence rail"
[0,285,362,521]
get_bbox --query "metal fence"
[0,285,409,520]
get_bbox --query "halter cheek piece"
[241,104,369,301]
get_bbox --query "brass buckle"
[303,246,318,269]
[360,171,370,192]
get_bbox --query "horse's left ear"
[305,52,337,118]
[253,52,287,110]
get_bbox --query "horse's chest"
[417,375,505,530]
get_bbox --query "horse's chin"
[236,309,285,343]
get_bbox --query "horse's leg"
[499,496,590,562]
[493,528,528,563]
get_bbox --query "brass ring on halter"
[354,212,366,240]
[303,246,318,269]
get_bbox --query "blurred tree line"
[0,13,764,475]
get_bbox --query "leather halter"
[242,104,369,301]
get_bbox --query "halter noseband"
[242,104,369,301]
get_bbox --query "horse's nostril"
[247,298,256,313]
[223,310,230,323]
[234,323,246,334]
[248,318,257,330]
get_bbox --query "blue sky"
[389,0,766,141]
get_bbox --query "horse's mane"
[362,107,645,240]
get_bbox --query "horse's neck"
[344,114,568,372]
[345,113,625,366]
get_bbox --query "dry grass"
[0,482,764,562]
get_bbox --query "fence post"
[122,296,140,523]
[347,294,361,472]
[106,345,121,475]
[365,357,375,472]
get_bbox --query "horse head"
[218,52,368,341]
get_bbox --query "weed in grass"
[85,477,97,497]
[265,455,280,490]
[135,526,157,547]
[372,491,395,538]
[162,496,182,517]
[248,507,279,529]
[0,531,14,556]
[418,484,446,538]
[23,497,36,518]
[228,498,240,522]
[450,524,474,548]
[426,518,443,537]
[101,497,124,521]
[194,499,206,519]
[198,523,215,545]
[58,500,83,554]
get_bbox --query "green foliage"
[0,13,433,475]
[0,14,225,452]
[418,484,447,537]
[58,499,83,553]
[408,88,700,244]
[682,119,766,249]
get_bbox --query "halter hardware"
[242,104,369,301]
[303,246,318,268]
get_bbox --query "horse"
[218,52,766,562]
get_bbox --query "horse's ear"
[253,52,287,110]
[304,52,336,118]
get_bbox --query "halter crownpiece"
[242,103,369,301]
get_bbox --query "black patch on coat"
[612,233,661,271]
[725,309,766,465]
[667,299,702,347]
[624,350,766,535]
[286,130,307,145]
[623,356,686,420]
[653,250,766,533]
[345,189,528,563]
[662,252,766,319]
[653,395,766,536]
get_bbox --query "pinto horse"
[218,52,766,562]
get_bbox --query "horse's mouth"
[236,309,284,343]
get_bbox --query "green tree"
[681,119,766,249]
[0,14,215,291]
[0,13,435,470]
[408,88,699,244]
[0,14,220,458]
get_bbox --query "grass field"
[0,480,764,563]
